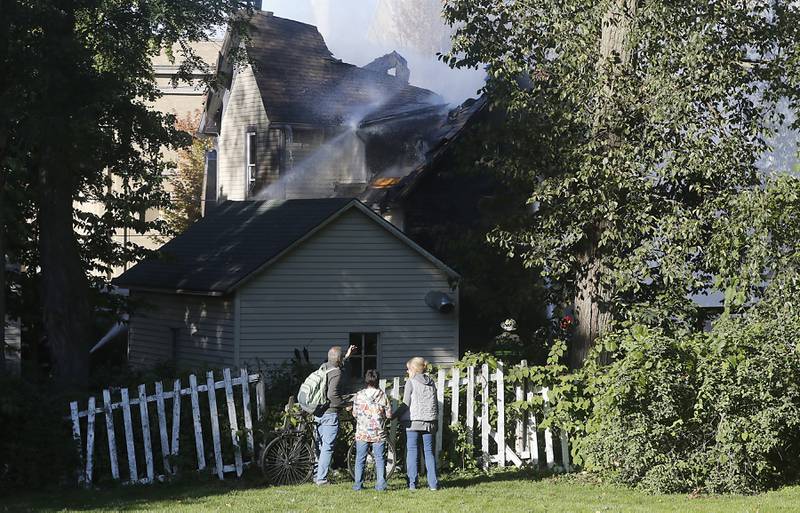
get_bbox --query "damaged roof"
[246,13,443,126]
[360,95,489,205]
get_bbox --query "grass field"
[5,470,800,513]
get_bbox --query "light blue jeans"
[406,430,438,490]
[352,440,387,491]
[314,412,339,484]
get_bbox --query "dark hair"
[364,369,379,388]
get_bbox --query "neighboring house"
[81,41,222,278]
[113,198,459,377]
[200,12,487,231]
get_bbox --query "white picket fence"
[69,368,264,486]
[378,361,571,471]
[68,361,570,487]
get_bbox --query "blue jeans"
[406,430,438,490]
[352,440,387,491]
[315,412,339,483]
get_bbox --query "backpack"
[297,365,336,414]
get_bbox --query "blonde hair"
[406,357,427,376]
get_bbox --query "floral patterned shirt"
[352,387,392,442]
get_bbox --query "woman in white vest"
[401,356,439,490]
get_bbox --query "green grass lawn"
[5,470,800,513]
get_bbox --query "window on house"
[245,130,257,194]
[348,332,379,379]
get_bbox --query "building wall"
[127,292,235,370]
[3,317,21,375]
[237,207,458,377]
[216,65,271,202]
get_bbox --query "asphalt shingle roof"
[246,13,442,126]
[113,198,354,294]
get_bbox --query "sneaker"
[315,480,329,486]
[352,485,362,491]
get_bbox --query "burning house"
[115,12,496,373]
[199,11,488,232]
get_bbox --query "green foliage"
[441,0,800,336]
[0,376,78,491]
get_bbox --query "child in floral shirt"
[351,369,392,491]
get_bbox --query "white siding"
[3,317,21,375]
[128,292,235,370]
[237,208,459,377]
[217,65,270,201]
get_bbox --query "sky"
[261,0,486,105]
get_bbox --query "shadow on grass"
[442,467,552,489]
[6,467,553,511]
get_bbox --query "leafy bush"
[572,297,800,493]
[0,376,78,492]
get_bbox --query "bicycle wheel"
[347,439,397,481]
[260,433,315,485]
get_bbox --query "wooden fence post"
[69,401,85,486]
[515,361,525,455]
[138,384,155,483]
[102,389,120,480]
[480,363,490,469]
[171,379,182,473]
[542,387,555,469]
[206,371,224,479]
[256,373,267,422]
[189,374,206,471]
[154,382,171,476]
[450,367,460,427]
[435,368,446,457]
[390,377,401,445]
[240,369,254,458]
[120,388,138,482]
[223,368,243,476]
[496,362,506,467]
[466,366,475,449]
[85,396,96,486]
[526,385,539,467]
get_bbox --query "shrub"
[0,376,79,492]
[574,302,800,494]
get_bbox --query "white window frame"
[245,130,257,194]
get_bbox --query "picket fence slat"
[155,382,171,476]
[85,396,96,486]
[207,371,224,480]
[120,388,138,482]
[435,368,445,457]
[450,367,460,427]
[466,365,475,448]
[223,368,243,477]
[138,385,155,483]
[480,364,490,468]
[240,368,254,458]
[390,377,400,445]
[496,362,506,467]
[189,374,206,471]
[171,378,181,470]
[103,389,120,480]
[526,385,539,466]
[69,402,84,486]
[542,387,555,469]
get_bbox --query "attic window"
[246,130,257,194]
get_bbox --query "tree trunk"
[569,0,638,367]
[38,165,91,391]
[570,256,613,368]
[0,171,6,375]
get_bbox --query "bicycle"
[259,398,397,485]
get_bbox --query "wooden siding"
[217,65,271,201]
[237,208,458,376]
[128,292,235,370]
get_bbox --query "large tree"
[442,0,800,366]
[0,1,251,389]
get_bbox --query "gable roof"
[113,198,458,295]
[245,13,443,126]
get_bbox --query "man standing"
[314,344,356,485]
